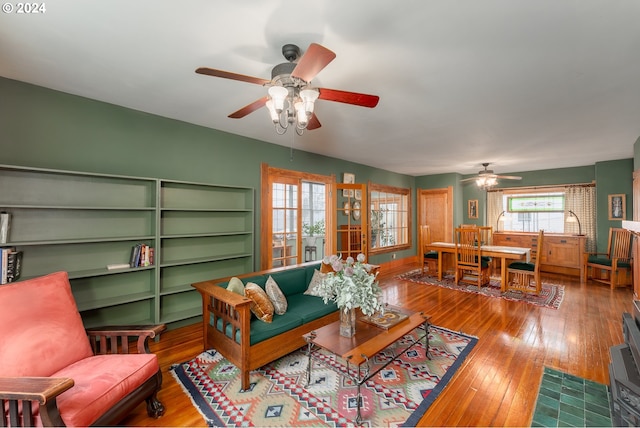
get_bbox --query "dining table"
[426,242,531,291]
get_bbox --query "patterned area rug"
[170,325,477,427]
[397,270,564,310]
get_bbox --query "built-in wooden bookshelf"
[0,165,254,329]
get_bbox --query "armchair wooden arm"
[0,377,74,427]
[86,324,167,354]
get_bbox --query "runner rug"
[170,325,477,427]
[397,270,564,310]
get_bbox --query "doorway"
[417,187,453,243]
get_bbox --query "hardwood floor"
[122,262,634,427]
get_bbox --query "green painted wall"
[595,159,634,250]
[416,162,634,251]
[1,76,635,261]
[0,77,415,265]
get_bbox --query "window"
[302,182,326,238]
[369,183,411,253]
[489,184,596,252]
[503,193,565,232]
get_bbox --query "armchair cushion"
[587,255,631,268]
[0,271,93,377]
[53,354,159,427]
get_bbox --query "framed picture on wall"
[608,194,625,220]
[343,173,355,197]
[468,199,478,219]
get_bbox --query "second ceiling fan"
[196,43,379,134]
[461,163,522,189]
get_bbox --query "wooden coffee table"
[303,306,431,424]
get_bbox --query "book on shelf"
[0,247,22,284]
[0,212,9,244]
[129,243,154,268]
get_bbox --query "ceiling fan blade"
[460,177,479,183]
[228,96,269,118]
[196,67,271,86]
[318,88,380,108]
[291,43,336,82]
[306,113,321,130]
[496,175,522,180]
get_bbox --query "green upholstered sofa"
[192,261,339,391]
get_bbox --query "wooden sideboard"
[493,232,586,282]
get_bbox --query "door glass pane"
[302,182,326,262]
[272,182,299,267]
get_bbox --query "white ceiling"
[1,0,639,176]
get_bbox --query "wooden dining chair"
[478,225,494,269]
[506,229,544,295]
[420,225,439,275]
[455,227,490,287]
[586,227,634,289]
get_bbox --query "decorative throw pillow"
[304,269,326,297]
[320,261,335,274]
[226,276,245,296]
[244,282,274,323]
[265,276,287,315]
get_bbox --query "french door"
[261,164,334,269]
[334,182,368,260]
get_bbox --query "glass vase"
[339,307,356,337]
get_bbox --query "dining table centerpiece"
[317,253,382,337]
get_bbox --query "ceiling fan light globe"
[300,87,319,102]
[300,87,319,116]
[294,101,308,127]
[268,86,288,112]
[265,100,279,123]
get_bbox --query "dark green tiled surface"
[531,367,612,427]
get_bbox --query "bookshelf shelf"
[0,165,255,329]
[158,180,255,323]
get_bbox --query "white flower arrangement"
[317,253,382,316]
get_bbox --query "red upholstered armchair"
[0,271,166,427]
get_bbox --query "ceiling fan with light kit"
[461,163,522,189]
[196,43,380,135]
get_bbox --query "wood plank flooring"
[121,262,634,427]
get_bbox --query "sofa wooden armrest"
[193,280,253,388]
[0,377,74,427]
[86,324,167,354]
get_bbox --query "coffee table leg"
[346,355,370,425]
